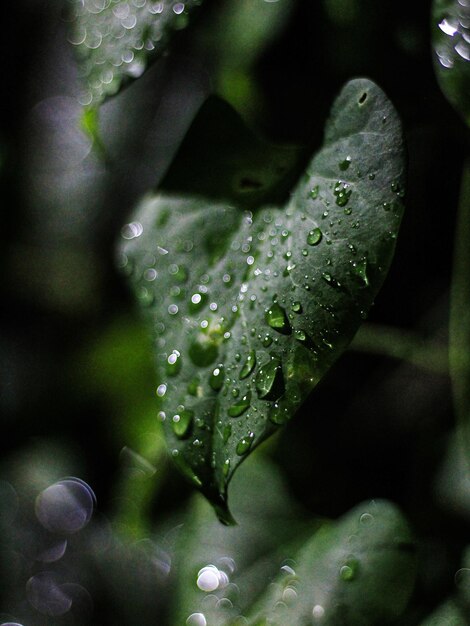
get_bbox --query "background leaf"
[120,78,406,520]
[248,499,416,626]
[170,451,313,626]
[69,0,203,107]
[432,0,470,125]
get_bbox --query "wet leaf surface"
[120,79,406,520]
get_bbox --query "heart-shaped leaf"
[119,79,406,521]
[68,0,202,107]
[432,0,470,125]
[248,499,416,626]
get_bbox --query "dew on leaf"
[269,400,290,425]
[292,301,302,313]
[265,302,290,334]
[166,350,182,376]
[227,391,252,417]
[236,432,255,456]
[310,185,320,199]
[172,410,194,439]
[307,228,322,246]
[209,365,225,391]
[239,350,256,379]
[255,358,284,400]
[334,181,352,207]
[223,423,232,444]
[339,156,352,171]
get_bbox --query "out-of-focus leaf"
[170,452,312,626]
[419,599,467,625]
[69,0,203,107]
[249,500,416,626]
[450,160,470,454]
[432,0,470,124]
[119,79,406,522]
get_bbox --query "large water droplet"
[227,391,252,417]
[265,302,290,334]
[239,350,256,379]
[172,410,194,439]
[236,432,255,455]
[209,364,225,391]
[307,228,322,246]
[255,358,284,401]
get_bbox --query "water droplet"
[157,383,167,397]
[223,458,231,477]
[186,613,207,626]
[269,400,289,425]
[266,302,290,334]
[339,156,351,171]
[239,350,256,379]
[310,185,320,199]
[339,558,358,581]
[292,301,302,313]
[334,181,352,207]
[166,350,182,376]
[322,272,341,288]
[255,359,284,400]
[172,410,193,439]
[262,333,273,347]
[307,227,322,246]
[236,432,255,455]
[190,292,207,312]
[209,365,225,391]
[312,604,325,619]
[228,391,252,417]
[294,329,307,343]
[223,424,232,444]
[360,512,374,526]
[352,257,369,286]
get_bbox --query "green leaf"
[119,79,406,521]
[69,0,202,107]
[170,452,313,626]
[420,600,467,626]
[249,500,417,626]
[432,0,470,125]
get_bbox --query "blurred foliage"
[1,0,470,625]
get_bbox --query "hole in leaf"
[358,92,368,105]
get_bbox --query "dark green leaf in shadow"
[68,0,203,108]
[170,452,313,626]
[420,599,468,626]
[432,0,470,125]
[249,500,417,626]
[119,79,406,521]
